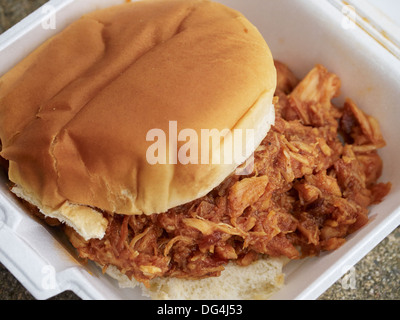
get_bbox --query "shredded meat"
[61,62,390,285]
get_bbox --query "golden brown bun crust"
[0,0,276,237]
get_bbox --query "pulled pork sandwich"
[0,0,390,299]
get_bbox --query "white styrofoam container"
[0,0,399,300]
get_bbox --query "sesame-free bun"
[105,256,286,300]
[0,0,276,240]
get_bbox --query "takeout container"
[0,0,399,300]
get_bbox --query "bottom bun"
[104,257,287,300]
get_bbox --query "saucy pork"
[40,62,392,286]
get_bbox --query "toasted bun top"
[0,0,276,239]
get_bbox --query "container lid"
[328,0,400,59]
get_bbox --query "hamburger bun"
[105,256,286,300]
[0,0,276,240]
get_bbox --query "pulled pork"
[65,62,391,286]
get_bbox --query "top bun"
[0,0,276,240]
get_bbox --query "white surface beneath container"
[0,0,399,300]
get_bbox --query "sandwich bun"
[105,257,287,300]
[0,0,276,240]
